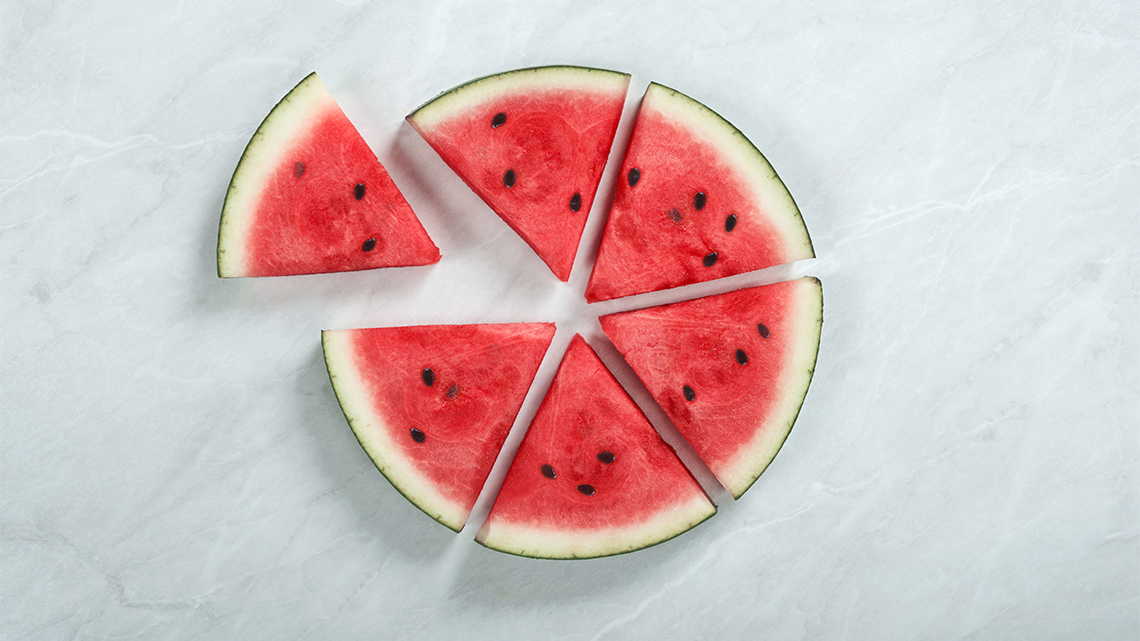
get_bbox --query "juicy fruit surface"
[218,73,439,277]
[599,278,822,498]
[408,67,629,281]
[586,82,814,302]
[323,323,554,531]
[476,335,715,559]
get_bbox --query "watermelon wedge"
[218,72,440,277]
[586,82,814,302]
[407,66,630,281]
[322,323,555,531]
[476,335,716,559]
[599,278,822,498]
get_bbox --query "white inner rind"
[642,82,815,262]
[407,66,631,133]
[217,73,338,277]
[322,330,469,532]
[720,277,823,497]
[475,491,716,559]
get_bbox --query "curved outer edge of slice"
[585,82,815,302]
[719,277,823,498]
[406,65,631,133]
[218,72,336,278]
[405,66,631,282]
[475,491,716,560]
[473,335,717,559]
[600,277,824,499]
[321,328,469,532]
[642,81,815,262]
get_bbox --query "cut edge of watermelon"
[218,72,336,278]
[406,65,632,282]
[406,65,631,133]
[643,81,815,263]
[474,490,716,560]
[583,82,816,303]
[720,277,823,498]
[322,328,469,532]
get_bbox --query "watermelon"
[476,335,716,559]
[407,66,630,281]
[598,278,822,498]
[218,72,440,277]
[322,323,554,531]
[586,82,814,302]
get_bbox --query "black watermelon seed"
[736,349,748,365]
[577,484,596,496]
[694,192,707,210]
[410,428,426,443]
[702,251,719,267]
[569,192,582,212]
[362,238,376,252]
[354,183,365,200]
[492,112,507,128]
[667,208,682,223]
[628,167,640,187]
[541,464,557,479]
[503,169,516,188]
[446,383,460,399]
[757,323,771,338]
[421,368,434,387]
[683,385,696,401]
[725,214,738,232]
[293,161,305,178]
[597,451,616,464]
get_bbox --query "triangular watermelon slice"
[476,335,716,558]
[586,82,814,302]
[218,72,440,277]
[599,278,822,498]
[322,323,555,531]
[407,66,630,281]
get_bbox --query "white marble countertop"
[3,2,1137,639]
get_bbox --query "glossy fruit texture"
[219,72,439,277]
[408,66,630,281]
[586,82,813,302]
[600,278,822,497]
[476,335,715,558]
[323,323,555,531]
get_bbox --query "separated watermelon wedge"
[407,66,630,281]
[586,83,814,302]
[322,323,555,531]
[476,335,716,559]
[218,73,440,277]
[599,278,822,498]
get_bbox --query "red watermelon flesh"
[476,335,716,559]
[407,66,630,281]
[218,72,440,277]
[322,323,555,531]
[586,82,814,302]
[599,278,822,498]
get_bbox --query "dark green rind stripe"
[321,330,464,534]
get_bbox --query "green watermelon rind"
[406,65,631,282]
[217,72,333,278]
[586,82,815,302]
[474,335,718,560]
[475,492,716,560]
[406,65,631,132]
[322,328,471,532]
[643,81,815,261]
[720,277,823,498]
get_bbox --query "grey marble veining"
[2,1,1137,639]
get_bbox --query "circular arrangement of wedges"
[218,66,822,559]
